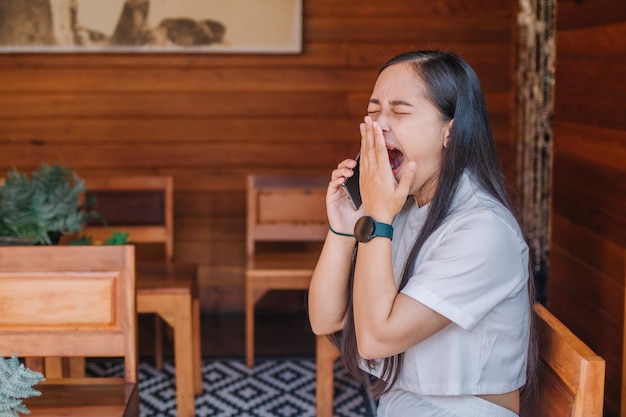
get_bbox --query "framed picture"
[0,0,303,54]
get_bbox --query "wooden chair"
[246,174,340,416]
[520,303,605,417]
[81,175,202,417]
[0,245,139,417]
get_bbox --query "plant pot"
[0,236,36,246]
[47,231,63,245]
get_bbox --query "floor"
[95,316,377,417]
[138,311,317,359]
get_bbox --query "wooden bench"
[313,303,606,417]
[521,303,605,417]
[0,245,139,417]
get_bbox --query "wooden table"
[24,379,139,417]
[136,263,202,417]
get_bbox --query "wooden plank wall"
[0,0,518,315]
[548,0,626,416]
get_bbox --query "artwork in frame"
[0,0,302,54]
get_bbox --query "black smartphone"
[342,154,361,209]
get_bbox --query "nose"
[373,112,390,132]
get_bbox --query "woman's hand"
[359,116,415,223]
[326,158,364,235]
[310,157,363,335]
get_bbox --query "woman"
[308,50,533,417]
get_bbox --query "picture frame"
[0,0,303,54]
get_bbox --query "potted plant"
[0,354,44,416]
[0,163,88,245]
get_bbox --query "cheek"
[393,114,445,151]
[406,145,442,166]
[398,127,445,163]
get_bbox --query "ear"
[443,119,454,148]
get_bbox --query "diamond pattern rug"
[86,357,376,417]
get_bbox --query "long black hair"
[331,50,535,398]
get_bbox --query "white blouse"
[364,171,530,397]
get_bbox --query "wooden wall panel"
[549,1,626,415]
[556,0,626,30]
[307,0,515,16]
[0,0,518,317]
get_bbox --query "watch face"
[354,216,375,243]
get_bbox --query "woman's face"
[367,62,452,205]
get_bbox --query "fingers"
[327,158,364,225]
[397,161,417,195]
[360,116,388,171]
[359,117,373,165]
[330,158,358,186]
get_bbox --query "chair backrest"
[521,303,605,417]
[246,174,329,256]
[82,176,174,263]
[0,245,137,383]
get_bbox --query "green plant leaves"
[0,163,87,244]
[0,354,45,416]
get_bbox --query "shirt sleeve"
[401,210,528,331]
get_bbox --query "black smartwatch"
[354,216,393,243]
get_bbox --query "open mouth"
[387,147,404,173]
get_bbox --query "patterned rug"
[86,357,376,417]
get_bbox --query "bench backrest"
[0,245,137,383]
[521,303,605,417]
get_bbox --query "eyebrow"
[369,98,413,107]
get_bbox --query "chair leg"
[245,280,255,368]
[140,293,196,417]
[172,295,196,417]
[193,296,203,394]
[154,314,164,370]
[316,335,339,417]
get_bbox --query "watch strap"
[372,220,393,240]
